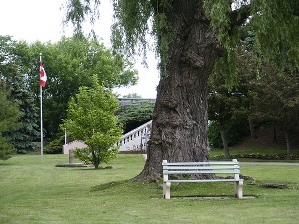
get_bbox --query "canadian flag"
[40,61,47,87]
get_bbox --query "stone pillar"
[69,149,75,164]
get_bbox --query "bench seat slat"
[164,170,240,174]
[164,179,243,183]
[162,162,239,166]
[164,165,239,170]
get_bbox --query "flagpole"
[40,53,43,158]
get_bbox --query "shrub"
[44,136,65,154]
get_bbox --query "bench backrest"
[162,159,240,175]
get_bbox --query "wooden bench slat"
[164,170,240,174]
[163,165,240,170]
[165,179,243,183]
[162,161,239,165]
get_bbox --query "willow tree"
[64,0,299,180]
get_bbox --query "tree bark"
[273,126,277,142]
[219,121,230,158]
[248,116,257,140]
[134,1,221,181]
[283,126,291,160]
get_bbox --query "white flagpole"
[40,53,43,158]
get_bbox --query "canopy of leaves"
[0,87,20,159]
[64,0,299,84]
[0,35,138,139]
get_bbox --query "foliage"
[0,35,138,139]
[205,0,299,82]
[237,28,299,157]
[1,68,40,153]
[44,135,65,154]
[0,136,16,160]
[117,101,154,127]
[62,75,123,169]
[0,87,20,160]
[208,116,249,149]
[208,60,250,157]
[215,153,299,161]
[36,36,137,138]
[250,0,299,68]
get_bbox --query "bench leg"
[234,180,243,198]
[163,182,171,199]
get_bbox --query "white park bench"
[162,159,243,199]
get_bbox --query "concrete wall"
[63,141,87,154]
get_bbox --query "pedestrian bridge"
[63,120,152,154]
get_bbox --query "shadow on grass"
[65,165,115,171]
[90,180,130,192]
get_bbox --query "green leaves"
[0,89,20,159]
[62,75,123,168]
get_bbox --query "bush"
[215,153,299,160]
[44,136,65,154]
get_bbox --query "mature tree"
[250,66,299,159]
[2,68,40,153]
[0,85,20,160]
[29,36,137,138]
[0,36,40,153]
[62,75,123,169]
[64,0,299,180]
[208,73,245,158]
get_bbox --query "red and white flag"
[40,61,47,87]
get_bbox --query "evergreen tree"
[3,67,40,153]
[0,83,20,160]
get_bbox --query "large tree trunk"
[134,1,221,181]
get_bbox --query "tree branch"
[229,4,251,29]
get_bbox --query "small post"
[69,149,75,164]
[162,160,171,199]
[233,159,243,198]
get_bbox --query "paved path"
[239,161,299,165]
[142,154,299,165]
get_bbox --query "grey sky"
[0,0,159,98]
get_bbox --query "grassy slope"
[1,154,299,224]
[210,126,299,161]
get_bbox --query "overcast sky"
[0,0,159,98]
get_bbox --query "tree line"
[208,28,299,159]
[0,35,138,159]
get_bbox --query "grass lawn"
[210,147,299,162]
[0,154,298,224]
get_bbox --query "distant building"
[117,98,156,107]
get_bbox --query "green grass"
[210,147,299,162]
[1,154,299,224]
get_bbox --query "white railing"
[63,120,152,154]
[117,120,152,151]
